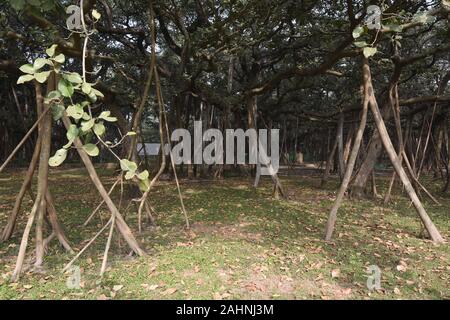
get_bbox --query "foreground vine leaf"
[83,144,100,157]
[363,47,377,58]
[16,74,34,84]
[19,64,35,74]
[58,79,74,97]
[49,148,68,167]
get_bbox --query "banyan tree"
[0,0,449,281]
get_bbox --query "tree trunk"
[367,77,444,244]
[11,81,50,280]
[321,133,338,187]
[337,112,345,180]
[1,136,41,242]
[61,114,145,256]
[350,105,391,198]
[324,58,370,241]
[343,123,354,166]
[34,80,52,267]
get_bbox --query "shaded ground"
[0,166,448,299]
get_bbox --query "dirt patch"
[236,272,354,299]
[189,221,262,242]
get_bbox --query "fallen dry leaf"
[341,288,352,295]
[113,285,124,292]
[331,268,340,278]
[147,284,159,291]
[162,288,177,295]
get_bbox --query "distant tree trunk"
[321,132,338,187]
[434,122,444,180]
[337,112,345,180]
[343,124,354,166]
[384,81,403,204]
[1,135,41,242]
[371,171,379,198]
[326,58,444,243]
[184,95,194,179]
[443,119,450,192]
[247,95,257,176]
[416,71,450,179]
[350,104,391,198]
[249,95,285,198]
[294,117,299,155]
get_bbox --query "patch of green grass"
[0,168,448,299]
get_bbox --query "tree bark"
[325,58,370,241]
[336,112,345,180]
[350,103,391,198]
[367,76,444,244]
[321,133,338,187]
[34,80,52,267]
[1,136,41,242]
[61,114,145,256]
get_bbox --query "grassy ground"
[0,166,448,300]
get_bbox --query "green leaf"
[354,41,368,48]
[51,104,65,121]
[88,91,98,103]
[81,118,95,132]
[91,88,104,98]
[352,26,364,39]
[363,47,377,58]
[49,148,68,167]
[33,58,49,70]
[137,170,149,180]
[125,171,135,180]
[126,131,136,136]
[83,143,99,157]
[93,122,106,136]
[40,0,55,11]
[58,79,74,97]
[53,53,65,64]
[120,159,137,172]
[34,71,51,83]
[82,82,92,94]
[10,0,26,11]
[65,72,83,84]
[98,111,117,122]
[82,112,91,121]
[413,12,436,25]
[92,9,101,20]
[47,90,61,100]
[66,124,79,141]
[383,24,403,33]
[138,179,150,192]
[19,64,35,74]
[98,110,111,118]
[17,74,34,84]
[46,44,58,57]
[63,140,73,149]
[66,104,84,120]
[28,0,40,6]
